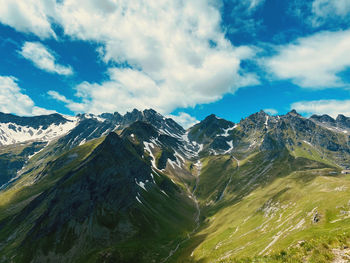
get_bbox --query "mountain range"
[1,109,350,262]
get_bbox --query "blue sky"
[0,0,350,127]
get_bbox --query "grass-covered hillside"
[170,150,350,262]
[0,133,197,263]
[1,110,350,262]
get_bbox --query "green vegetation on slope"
[170,150,350,262]
[0,133,197,263]
[0,137,104,221]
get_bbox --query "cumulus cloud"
[291,99,350,118]
[20,42,73,75]
[1,0,259,115]
[289,0,350,28]
[47,90,71,104]
[41,0,257,114]
[264,108,278,115]
[167,112,199,129]
[265,30,350,88]
[47,90,85,112]
[0,0,56,38]
[31,106,56,116]
[246,0,266,11]
[311,0,350,26]
[221,0,265,38]
[0,76,54,116]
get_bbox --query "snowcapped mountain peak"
[0,113,78,145]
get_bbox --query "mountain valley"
[0,109,350,262]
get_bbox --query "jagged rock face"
[284,112,316,134]
[210,136,231,151]
[260,133,285,151]
[310,114,335,125]
[2,130,194,263]
[336,114,350,129]
[99,112,123,122]
[0,113,77,146]
[0,109,188,190]
[126,108,185,136]
[157,148,176,170]
[0,141,47,188]
[2,108,350,189]
[284,114,345,151]
[56,118,117,150]
[188,114,234,144]
[184,110,350,165]
[67,109,184,149]
[122,108,144,124]
[240,110,269,131]
[0,113,70,129]
[2,108,350,262]
[121,121,158,142]
[310,113,350,132]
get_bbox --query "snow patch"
[0,117,78,145]
[150,173,155,183]
[197,144,204,154]
[218,124,237,137]
[27,144,47,160]
[264,116,269,128]
[303,140,312,146]
[181,131,190,143]
[135,179,147,191]
[168,159,176,169]
[160,190,169,197]
[136,196,142,204]
[144,141,157,168]
[82,114,106,122]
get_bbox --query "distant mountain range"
[1,109,350,262]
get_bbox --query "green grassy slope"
[0,137,104,221]
[169,150,350,262]
[0,133,197,263]
[2,113,350,263]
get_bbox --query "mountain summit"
[0,109,350,262]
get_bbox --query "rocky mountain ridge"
[2,108,350,189]
[1,109,350,262]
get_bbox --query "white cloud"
[247,0,266,11]
[264,108,278,115]
[43,0,257,114]
[51,63,258,115]
[0,0,56,38]
[311,0,350,26]
[291,99,350,118]
[20,42,73,75]
[289,0,350,28]
[47,90,86,112]
[0,76,54,116]
[31,106,56,116]
[221,0,265,38]
[47,90,71,104]
[2,0,259,115]
[265,30,350,88]
[167,112,199,129]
